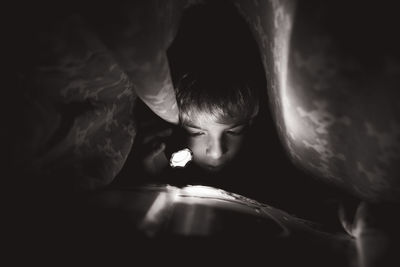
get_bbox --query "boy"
[136,66,261,185]
[175,68,260,171]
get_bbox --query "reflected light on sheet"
[179,185,235,200]
[277,10,305,143]
[140,189,179,236]
[282,92,304,142]
[143,192,169,223]
[140,185,236,236]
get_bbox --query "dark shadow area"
[5,1,361,265]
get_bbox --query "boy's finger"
[338,204,354,236]
[143,128,173,144]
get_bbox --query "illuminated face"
[182,113,250,173]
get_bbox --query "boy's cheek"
[187,139,204,156]
[225,138,245,154]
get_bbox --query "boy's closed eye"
[226,130,243,136]
[226,125,248,136]
[183,123,205,137]
[183,122,249,137]
[187,130,205,137]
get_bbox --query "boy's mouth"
[205,164,224,171]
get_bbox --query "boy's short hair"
[175,69,260,125]
[170,2,265,125]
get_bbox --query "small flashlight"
[169,148,193,168]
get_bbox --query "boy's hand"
[140,128,173,176]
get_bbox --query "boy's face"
[182,113,250,173]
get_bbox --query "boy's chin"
[197,162,229,174]
[205,165,226,173]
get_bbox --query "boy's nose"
[206,139,224,159]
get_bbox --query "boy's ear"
[249,105,259,124]
[251,103,259,118]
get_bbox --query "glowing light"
[170,148,193,168]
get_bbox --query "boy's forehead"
[182,111,249,128]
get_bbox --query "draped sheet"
[11,0,400,201]
[11,1,186,190]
